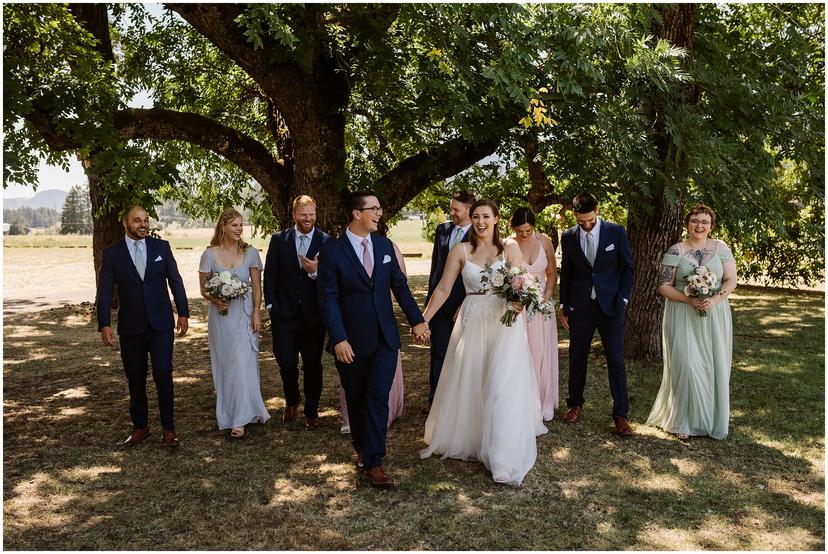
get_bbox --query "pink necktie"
[361,238,373,277]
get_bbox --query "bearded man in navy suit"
[317,190,430,488]
[97,206,189,447]
[558,192,635,436]
[264,195,330,429]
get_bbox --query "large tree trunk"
[82,155,123,301]
[625,197,685,359]
[624,4,696,360]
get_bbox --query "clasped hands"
[412,322,430,345]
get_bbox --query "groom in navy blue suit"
[558,192,635,436]
[97,206,189,447]
[318,191,429,488]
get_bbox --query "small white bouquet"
[480,261,555,326]
[684,265,718,317]
[204,271,251,315]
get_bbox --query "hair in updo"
[510,207,536,228]
[468,199,503,256]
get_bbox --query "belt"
[466,291,487,296]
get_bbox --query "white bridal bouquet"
[204,271,251,315]
[480,261,556,326]
[684,265,719,317]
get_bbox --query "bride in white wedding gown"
[420,199,547,486]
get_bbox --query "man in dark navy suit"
[558,192,635,436]
[422,190,475,414]
[317,190,430,488]
[264,195,330,429]
[97,205,189,447]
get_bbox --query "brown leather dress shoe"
[161,429,180,447]
[563,406,583,424]
[421,403,431,415]
[364,466,395,488]
[305,417,319,430]
[283,405,298,423]
[613,416,635,437]
[123,427,150,446]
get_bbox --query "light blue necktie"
[298,235,308,267]
[585,232,596,299]
[449,226,463,248]
[134,241,145,280]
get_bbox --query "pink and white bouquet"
[684,265,718,317]
[480,261,555,326]
[205,271,251,315]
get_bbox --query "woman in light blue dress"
[647,205,737,440]
[199,208,270,438]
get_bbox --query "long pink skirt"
[525,313,558,421]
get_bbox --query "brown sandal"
[230,427,245,438]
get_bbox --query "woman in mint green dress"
[647,205,738,440]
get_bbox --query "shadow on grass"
[3,279,824,549]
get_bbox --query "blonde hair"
[292,195,316,212]
[210,208,249,252]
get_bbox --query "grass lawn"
[3,278,824,550]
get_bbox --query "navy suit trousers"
[566,300,629,418]
[336,337,398,470]
[119,327,175,430]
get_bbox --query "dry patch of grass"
[3,281,824,550]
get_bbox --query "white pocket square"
[154,255,163,261]
[604,244,615,252]
[382,254,392,264]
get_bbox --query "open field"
[2,273,824,549]
[2,220,434,312]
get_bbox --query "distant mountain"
[4,189,68,211]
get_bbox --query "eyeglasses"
[357,206,383,215]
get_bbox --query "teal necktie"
[449,227,463,248]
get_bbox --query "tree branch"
[377,135,503,216]
[164,3,311,123]
[24,105,292,210]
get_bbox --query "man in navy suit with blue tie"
[97,206,189,447]
[318,190,430,488]
[558,192,635,436]
[422,190,474,414]
[264,195,330,429]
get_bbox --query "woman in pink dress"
[339,230,406,434]
[510,207,559,421]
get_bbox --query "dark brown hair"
[572,192,598,214]
[510,207,536,227]
[452,190,476,206]
[468,199,503,256]
[685,204,716,229]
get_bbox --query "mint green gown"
[646,242,734,439]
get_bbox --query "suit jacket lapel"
[307,227,322,259]
[594,222,611,266]
[339,235,372,286]
[144,238,158,279]
[371,233,383,281]
[119,239,142,281]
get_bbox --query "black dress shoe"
[305,417,319,430]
